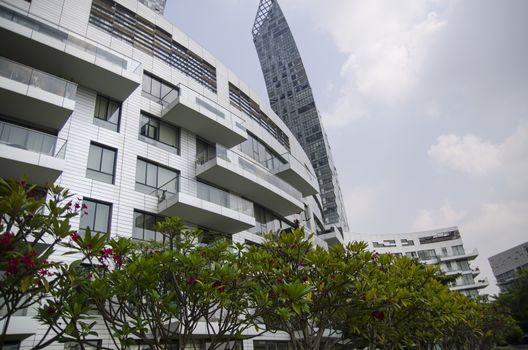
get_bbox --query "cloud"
[428,134,501,176]
[428,125,528,182]
[412,203,467,231]
[344,183,385,227]
[283,0,449,125]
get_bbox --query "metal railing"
[278,152,317,184]
[152,175,254,218]
[169,84,246,134]
[0,4,141,75]
[0,120,67,158]
[0,56,77,99]
[439,248,478,259]
[197,146,302,201]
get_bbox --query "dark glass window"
[79,199,111,237]
[135,158,178,195]
[140,113,179,152]
[133,211,165,241]
[94,95,120,131]
[141,73,179,106]
[86,143,116,184]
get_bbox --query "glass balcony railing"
[197,146,302,201]
[279,152,317,184]
[151,175,254,218]
[174,84,246,134]
[439,248,478,259]
[0,56,77,99]
[0,120,67,158]
[0,4,141,75]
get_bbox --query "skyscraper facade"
[252,0,349,231]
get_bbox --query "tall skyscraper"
[252,0,349,230]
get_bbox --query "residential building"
[489,241,528,292]
[350,227,489,298]
[252,0,349,234]
[0,0,331,347]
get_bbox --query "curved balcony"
[439,248,479,262]
[153,175,255,234]
[450,277,489,292]
[196,147,304,216]
[0,4,141,101]
[0,120,66,185]
[0,56,76,131]
[273,152,318,196]
[161,84,247,148]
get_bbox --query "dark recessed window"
[133,210,165,242]
[139,112,180,153]
[94,94,120,132]
[86,143,116,184]
[79,199,111,237]
[135,158,178,196]
[141,73,179,106]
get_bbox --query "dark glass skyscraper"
[252,0,349,230]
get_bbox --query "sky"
[165,0,528,295]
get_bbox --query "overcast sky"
[165,0,528,294]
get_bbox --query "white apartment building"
[350,227,489,298]
[0,0,348,348]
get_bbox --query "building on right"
[252,0,349,233]
[351,226,489,298]
[489,241,528,292]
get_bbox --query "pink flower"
[112,255,123,266]
[71,231,80,242]
[39,269,52,277]
[186,276,198,285]
[18,179,26,188]
[74,202,80,209]
[102,248,113,257]
[371,310,385,321]
[0,232,13,246]
[20,255,35,268]
[7,258,18,274]
[82,203,88,210]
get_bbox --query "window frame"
[139,112,180,153]
[135,158,179,195]
[79,198,112,237]
[132,210,166,242]
[86,142,117,184]
[93,94,121,132]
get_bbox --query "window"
[196,138,217,165]
[140,113,179,152]
[94,95,120,131]
[141,73,179,105]
[79,199,111,237]
[133,211,165,242]
[86,143,116,184]
[452,245,465,255]
[417,249,437,260]
[135,159,178,196]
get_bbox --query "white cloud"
[428,125,528,182]
[412,203,467,231]
[285,0,449,125]
[344,184,385,226]
[428,134,501,176]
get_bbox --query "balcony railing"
[0,56,77,99]
[0,120,66,158]
[152,175,254,218]
[279,152,317,184]
[438,248,478,260]
[0,4,141,76]
[197,146,302,201]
